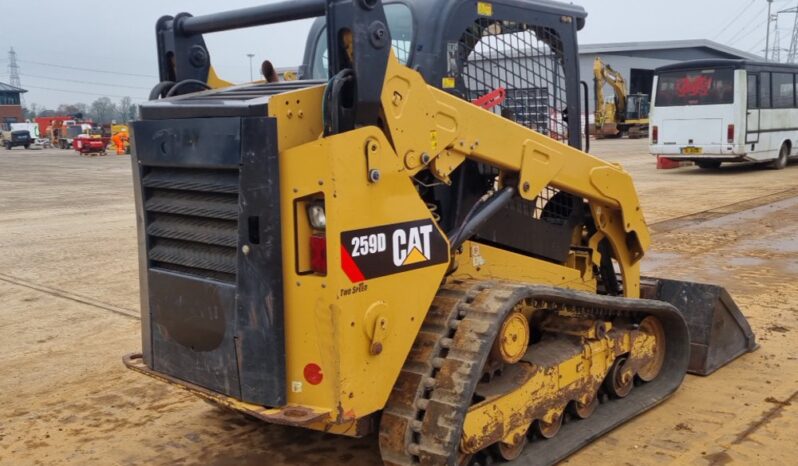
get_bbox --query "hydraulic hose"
[448,186,515,251]
[323,69,354,136]
[165,79,212,98]
[148,81,175,101]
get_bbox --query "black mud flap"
[641,277,757,376]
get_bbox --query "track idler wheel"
[636,316,666,382]
[604,356,634,398]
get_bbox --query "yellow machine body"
[126,2,754,463]
[277,54,645,428]
[129,52,650,437]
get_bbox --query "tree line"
[23,96,138,124]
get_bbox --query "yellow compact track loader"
[124,1,756,464]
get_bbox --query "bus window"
[760,72,771,108]
[655,68,734,106]
[747,74,758,109]
[772,73,795,108]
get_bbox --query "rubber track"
[380,279,691,466]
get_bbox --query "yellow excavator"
[124,1,755,464]
[593,56,650,139]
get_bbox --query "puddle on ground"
[641,252,682,274]
[728,257,768,267]
[685,196,798,231]
[704,451,733,465]
[767,237,798,254]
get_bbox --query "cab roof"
[406,0,587,27]
[306,0,587,34]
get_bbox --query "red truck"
[34,116,71,138]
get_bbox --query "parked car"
[4,130,32,150]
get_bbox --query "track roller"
[570,396,599,420]
[604,356,634,398]
[534,411,564,440]
[494,434,527,461]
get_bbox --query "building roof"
[0,81,27,93]
[579,39,761,61]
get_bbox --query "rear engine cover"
[131,116,285,406]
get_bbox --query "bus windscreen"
[655,68,734,106]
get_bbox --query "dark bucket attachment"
[641,277,757,376]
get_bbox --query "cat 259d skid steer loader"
[124,0,757,464]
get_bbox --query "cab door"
[746,73,760,144]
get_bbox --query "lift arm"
[379,53,649,298]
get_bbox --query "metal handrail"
[178,0,326,35]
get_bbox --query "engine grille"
[142,166,239,283]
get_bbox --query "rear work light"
[652,126,659,144]
[307,201,326,230]
[727,124,735,144]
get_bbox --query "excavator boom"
[593,56,650,138]
[594,56,628,116]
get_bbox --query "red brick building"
[0,82,27,130]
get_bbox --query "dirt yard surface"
[1,141,796,465]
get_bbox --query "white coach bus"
[649,59,798,169]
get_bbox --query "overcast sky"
[0,0,791,109]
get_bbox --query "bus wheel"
[697,160,721,169]
[770,144,789,170]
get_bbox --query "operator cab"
[299,0,591,251]
[625,93,650,121]
[300,0,586,149]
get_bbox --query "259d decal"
[341,219,449,283]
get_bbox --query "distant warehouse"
[579,40,760,113]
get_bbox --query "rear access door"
[131,115,286,407]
